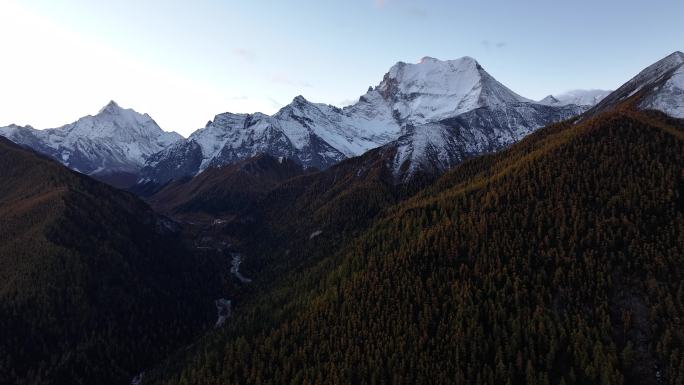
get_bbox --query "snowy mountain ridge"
[8,53,680,187]
[637,51,684,117]
[587,51,684,118]
[139,56,588,185]
[375,56,531,124]
[0,101,182,176]
[539,89,611,107]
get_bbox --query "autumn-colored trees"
[0,138,224,385]
[146,111,684,385]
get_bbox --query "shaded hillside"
[149,154,306,219]
[144,109,684,385]
[193,145,438,286]
[0,138,223,385]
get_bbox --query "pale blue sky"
[1,0,682,136]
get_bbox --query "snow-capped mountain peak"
[52,102,182,151]
[539,90,611,107]
[291,95,309,105]
[539,95,561,105]
[417,56,443,63]
[383,56,484,97]
[98,100,122,114]
[658,51,684,68]
[627,51,684,90]
[376,56,530,125]
[588,51,684,118]
[0,101,182,178]
[636,51,684,117]
[137,55,590,186]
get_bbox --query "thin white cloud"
[337,98,359,107]
[481,40,508,49]
[268,97,284,109]
[270,73,292,85]
[232,48,256,62]
[270,73,313,88]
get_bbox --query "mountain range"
[5,54,681,191]
[140,51,684,385]
[0,51,683,385]
[538,89,612,106]
[0,101,182,187]
[135,56,590,186]
[148,104,684,385]
[2,56,602,189]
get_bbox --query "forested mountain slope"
[148,154,307,220]
[0,138,223,385]
[144,108,684,385]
